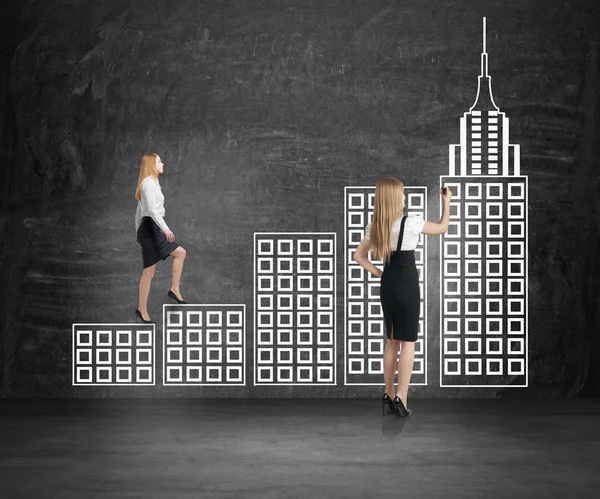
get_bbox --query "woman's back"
[365,213,425,252]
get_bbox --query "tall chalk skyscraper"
[440,18,528,387]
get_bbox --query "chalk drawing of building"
[440,17,528,387]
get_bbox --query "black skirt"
[137,216,180,269]
[379,215,420,342]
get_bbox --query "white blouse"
[135,176,170,233]
[364,213,425,251]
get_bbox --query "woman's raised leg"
[138,264,156,320]
[170,246,187,300]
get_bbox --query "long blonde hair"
[135,153,159,201]
[370,177,405,265]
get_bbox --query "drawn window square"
[486,222,503,238]
[465,183,482,199]
[258,312,273,328]
[167,329,182,345]
[186,366,202,381]
[277,276,293,291]
[444,359,461,375]
[508,299,524,315]
[465,359,482,375]
[465,203,481,219]
[508,183,524,199]
[508,242,524,258]
[317,258,333,273]
[227,311,243,327]
[318,347,333,363]
[226,329,242,345]
[465,299,481,315]
[277,311,293,327]
[297,276,313,291]
[444,279,461,295]
[349,339,364,356]
[226,347,242,364]
[444,298,461,315]
[465,318,481,334]
[116,331,132,346]
[348,193,364,209]
[278,329,293,345]
[297,348,313,364]
[465,242,481,258]
[444,183,461,199]
[257,258,274,274]
[508,222,525,238]
[206,329,222,345]
[167,347,183,364]
[444,260,460,277]
[187,347,202,363]
[318,312,333,327]
[277,239,293,255]
[116,368,132,383]
[508,202,524,219]
[486,183,503,199]
[318,240,334,255]
[317,276,333,292]
[96,330,111,346]
[318,329,333,344]
[206,311,222,327]
[96,349,111,364]
[465,260,481,276]
[77,349,92,364]
[348,212,364,228]
[486,358,503,375]
[116,349,133,364]
[349,230,364,246]
[508,279,524,295]
[187,329,202,345]
[258,276,274,292]
[206,348,222,364]
[486,299,502,315]
[444,242,460,258]
[348,302,364,318]
[277,348,293,364]
[508,319,524,336]
[444,338,461,355]
[465,338,481,354]
[485,242,502,258]
[258,239,274,255]
[368,320,382,336]
[508,338,525,355]
[486,203,503,219]
[277,258,294,273]
[317,294,333,310]
[137,330,152,346]
[444,318,460,335]
[257,348,273,364]
[449,203,461,218]
[257,367,273,382]
[258,294,273,310]
[407,193,424,210]
[277,294,293,310]
[297,311,313,328]
[297,329,313,345]
[76,330,92,346]
[486,279,503,295]
[508,359,525,375]
[508,260,524,276]
[297,258,313,273]
[464,279,481,295]
[295,239,313,256]
[487,260,503,276]
[187,311,202,326]
[96,367,112,382]
[296,294,313,310]
[487,318,502,335]
[446,221,461,238]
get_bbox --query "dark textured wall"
[0,0,598,398]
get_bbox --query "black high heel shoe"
[168,290,188,304]
[382,393,395,416]
[135,309,155,324]
[393,396,412,417]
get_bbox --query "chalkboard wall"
[0,0,598,398]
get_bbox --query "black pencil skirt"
[137,216,180,269]
[379,251,421,342]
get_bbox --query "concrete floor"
[1,398,599,499]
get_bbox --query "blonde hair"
[370,177,405,265]
[135,153,159,201]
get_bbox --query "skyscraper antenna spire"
[483,17,486,53]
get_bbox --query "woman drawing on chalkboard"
[134,153,188,323]
[353,178,452,416]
